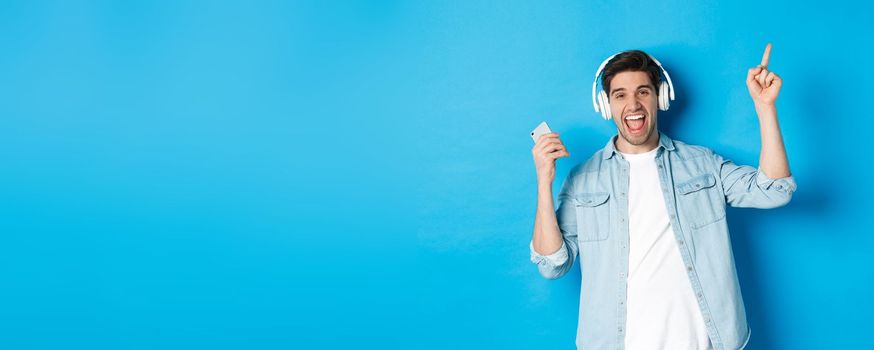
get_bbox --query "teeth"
[625,115,644,120]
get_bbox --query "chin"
[621,127,655,146]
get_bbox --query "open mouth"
[623,114,647,135]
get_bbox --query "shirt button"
[658,165,663,168]
[697,293,703,298]
[678,240,684,245]
[687,266,693,272]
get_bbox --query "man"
[529,44,795,350]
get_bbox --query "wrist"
[754,102,777,120]
[754,101,776,111]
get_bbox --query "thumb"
[746,67,763,93]
[747,66,763,85]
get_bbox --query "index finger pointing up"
[760,42,772,67]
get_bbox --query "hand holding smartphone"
[530,120,569,184]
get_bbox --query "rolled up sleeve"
[717,152,797,209]
[530,240,569,266]
[755,169,797,193]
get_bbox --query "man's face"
[608,71,659,148]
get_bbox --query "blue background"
[1,1,871,349]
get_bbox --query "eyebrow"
[610,85,654,96]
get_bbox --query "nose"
[628,95,642,110]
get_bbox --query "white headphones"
[591,51,676,120]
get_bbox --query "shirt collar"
[602,131,676,160]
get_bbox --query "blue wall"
[1,1,871,349]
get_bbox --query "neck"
[615,131,660,154]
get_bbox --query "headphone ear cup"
[597,91,605,119]
[599,90,611,120]
[596,90,604,119]
[657,82,665,110]
[658,81,669,111]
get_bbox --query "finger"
[547,149,570,159]
[536,140,564,154]
[771,73,782,90]
[536,138,562,149]
[760,43,772,67]
[747,66,763,83]
[539,149,565,160]
[765,72,777,86]
[746,68,762,90]
[756,68,769,86]
[542,143,566,154]
[536,132,559,143]
[534,137,561,151]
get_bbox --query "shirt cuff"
[755,169,797,193]
[530,240,569,266]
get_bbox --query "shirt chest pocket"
[676,173,726,229]
[574,192,611,242]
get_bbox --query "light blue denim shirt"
[530,132,796,350]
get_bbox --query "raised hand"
[746,43,782,106]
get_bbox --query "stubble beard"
[619,123,655,146]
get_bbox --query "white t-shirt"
[620,148,713,350]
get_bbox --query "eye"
[638,90,650,96]
[615,93,625,100]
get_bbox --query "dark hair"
[601,50,662,99]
